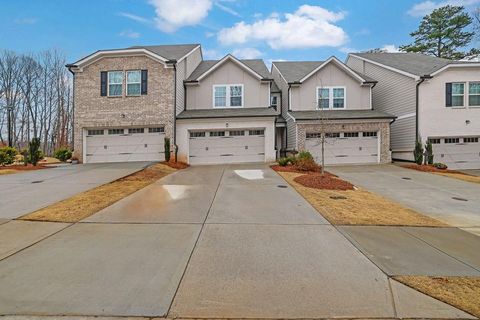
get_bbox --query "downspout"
[415,75,431,141]
[66,65,75,152]
[171,61,178,159]
[286,84,291,150]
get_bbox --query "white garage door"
[85,127,165,163]
[306,131,379,165]
[430,137,480,170]
[189,129,265,165]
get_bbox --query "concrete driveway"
[0,162,149,219]
[328,164,480,230]
[0,164,471,319]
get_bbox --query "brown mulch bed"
[403,164,455,173]
[270,164,322,174]
[162,160,189,169]
[0,164,50,171]
[293,173,354,190]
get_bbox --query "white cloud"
[232,47,262,59]
[381,44,401,52]
[118,12,151,24]
[214,1,241,17]
[408,0,480,17]
[203,48,224,59]
[119,30,141,38]
[339,47,359,53]
[217,5,348,49]
[149,0,213,32]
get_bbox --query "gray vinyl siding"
[347,55,417,152]
[175,46,202,115]
[272,64,297,150]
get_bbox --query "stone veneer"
[296,120,392,163]
[73,55,175,162]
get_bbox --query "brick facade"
[73,55,174,162]
[296,120,392,163]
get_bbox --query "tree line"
[0,49,73,156]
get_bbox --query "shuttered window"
[446,83,465,107]
[108,71,123,97]
[126,70,141,96]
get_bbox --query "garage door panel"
[432,140,480,169]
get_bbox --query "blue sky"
[1,0,478,65]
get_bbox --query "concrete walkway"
[0,164,473,318]
[328,164,480,229]
[0,162,149,219]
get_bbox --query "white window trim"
[468,81,480,107]
[316,86,346,110]
[212,84,244,108]
[126,70,141,96]
[107,71,123,97]
[451,82,465,107]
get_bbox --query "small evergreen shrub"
[294,158,320,172]
[425,140,434,165]
[28,138,42,166]
[278,157,290,166]
[413,140,424,165]
[297,151,314,161]
[164,137,171,162]
[433,162,448,170]
[0,146,17,166]
[54,148,72,162]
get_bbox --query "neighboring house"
[177,54,278,164]
[347,52,480,169]
[271,57,395,165]
[67,44,202,163]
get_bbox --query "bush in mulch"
[162,160,189,169]
[293,173,355,190]
[403,164,455,173]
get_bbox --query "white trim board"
[197,54,264,81]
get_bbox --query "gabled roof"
[68,43,200,69]
[186,55,270,82]
[349,52,477,78]
[272,57,375,84]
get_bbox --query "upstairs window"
[213,85,243,108]
[271,96,278,107]
[108,71,123,97]
[317,87,346,109]
[126,70,141,96]
[452,83,465,106]
[469,82,480,106]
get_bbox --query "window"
[444,138,460,144]
[469,82,480,106]
[344,132,359,138]
[213,85,243,108]
[108,128,124,135]
[126,70,141,96]
[317,87,346,109]
[451,83,465,107]
[87,129,104,136]
[306,133,321,139]
[271,96,278,107]
[190,131,206,138]
[325,132,340,138]
[317,88,330,109]
[428,138,441,144]
[464,137,479,143]
[128,128,144,134]
[363,131,377,137]
[229,130,245,136]
[332,88,345,109]
[108,71,123,97]
[209,131,225,137]
[149,127,164,133]
[249,129,264,136]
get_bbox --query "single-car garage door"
[189,129,265,165]
[306,131,379,165]
[429,137,480,170]
[85,127,165,163]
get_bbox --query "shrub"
[297,151,313,161]
[28,138,42,166]
[294,158,320,172]
[425,140,433,165]
[433,162,448,170]
[278,157,289,166]
[413,140,424,165]
[54,148,72,162]
[0,146,17,166]
[164,137,171,162]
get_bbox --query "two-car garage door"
[85,127,165,163]
[306,131,379,165]
[189,129,265,165]
[430,136,480,170]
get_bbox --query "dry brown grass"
[278,171,447,226]
[434,172,480,184]
[20,163,177,223]
[394,275,480,317]
[0,169,18,175]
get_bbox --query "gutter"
[415,75,432,141]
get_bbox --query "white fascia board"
[430,63,480,76]
[349,54,420,81]
[73,49,169,70]
[197,54,264,81]
[177,45,201,64]
[299,56,366,84]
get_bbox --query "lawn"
[20,163,178,222]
